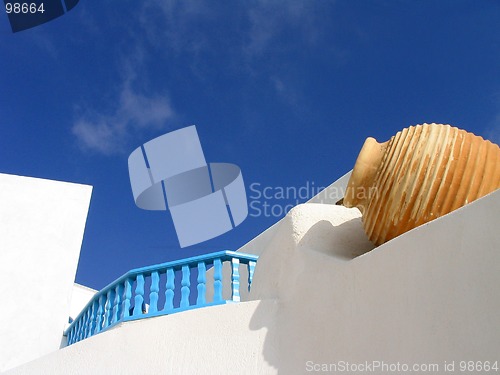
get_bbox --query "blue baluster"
[87,306,95,338]
[149,271,159,313]
[77,313,85,341]
[104,289,115,328]
[112,283,123,324]
[196,261,207,306]
[231,258,240,302]
[83,308,91,339]
[68,328,74,345]
[121,277,132,320]
[72,321,78,343]
[133,274,145,316]
[76,319,82,342]
[67,328,72,345]
[64,251,258,346]
[79,317,85,341]
[164,268,175,312]
[213,258,223,303]
[180,265,190,308]
[95,294,105,333]
[89,300,98,336]
[247,260,256,292]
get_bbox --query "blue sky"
[1,1,499,290]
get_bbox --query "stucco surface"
[237,170,351,257]
[3,174,498,375]
[249,190,500,374]
[0,174,92,372]
[4,301,279,375]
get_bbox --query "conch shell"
[343,123,500,246]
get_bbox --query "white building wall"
[3,175,498,375]
[0,174,92,372]
[60,283,98,341]
[249,189,500,374]
[68,284,97,323]
[4,301,278,375]
[205,171,352,302]
[236,171,351,257]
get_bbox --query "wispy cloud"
[139,0,328,60]
[72,83,174,155]
[483,93,500,145]
[71,1,333,154]
[139,0,213,55]
[245,0,323,56]
[485,114,500,145]
[71,3,176,155]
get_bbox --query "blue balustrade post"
[196,261,207,306]
[133,274,145,316]
[89,299,98,336]
[78,311,86,341]
[213,258,223,303]
[68,328,74,345]
[78,317,86,342]
[95,294,105,333]
[149,271,159,313]
[64,251,258,346]
[75,319,81,343]
[231,257,240,302]
[105,289,115,328]
[112,283,123,324]
[72,321,78,343]
[120,278,132,320]
[180,265,190,308]
[87,305,95,338]
[164,268,175,312]
[83,307,91,339]
[247,260,256,292]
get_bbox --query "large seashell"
[343,123,500,246]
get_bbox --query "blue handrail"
[65,250,258,345]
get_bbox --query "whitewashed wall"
[68,284,97,323]
[249,189,500,374]
[236,171,351,257]
[60,283,98,341]
[4,176,498,375]
[205,171,352,302]
[4,301,278,375]
[0,174,92,372]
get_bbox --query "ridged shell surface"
[344,123,500,246]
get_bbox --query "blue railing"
[65,251,258,345]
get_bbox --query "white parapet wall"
[4,300,279,375]
[249,188,500,374]
[3,173,498,374]
[0,174,92,372]
[236,171,351,257]
[68,284,97,323]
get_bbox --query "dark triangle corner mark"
[6,0,79,33]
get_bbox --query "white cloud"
[72,1,329,154]
[72,83,174,155]
[271,75,300,106]
[485,114,500,145]
[245,0,325,56]
[71,4,175,155]
[139,0,326,59]
[72,119,120,155]
[139,0,213,54]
